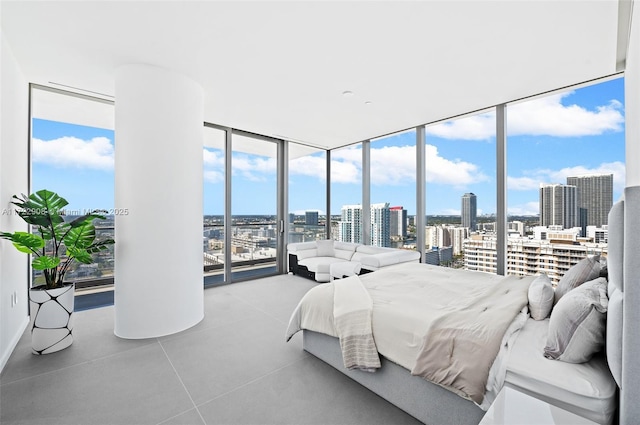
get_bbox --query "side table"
[479,386,598,425]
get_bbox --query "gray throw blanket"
[333,276,380,372]
[411,275,531,404]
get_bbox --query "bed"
[285,187,640,425]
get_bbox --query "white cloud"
[203,149,223,167]
[330,160,361,183]
[32,137,114,170]
[371,145,415,185]
[203,149,225,183]
[428,114,496,140]
[427,92,624,140]
[508,202,539,216]
[204,170,224,184]
[545,162,625,194]
[425,145,489,186]
[326,144,488,187]
[290,155,326,180]
[204,143,487,190]
[230,153,276,182]
[509,161,625,195]
[507,176,541,191]
[509,95,623,137]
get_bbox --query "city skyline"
[32,78,625,217]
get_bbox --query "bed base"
[303,330,484,425]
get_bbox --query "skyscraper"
[305,210,319,226]
[539,184,578,229]
[461,193,477,231]
[370,203,391,247]
[338,204,363,244]
[338,203,390,247]
[389,206,407,238]
[566,174,613,227]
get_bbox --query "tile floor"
[0,274,422,425]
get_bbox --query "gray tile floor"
[0,274,422,425]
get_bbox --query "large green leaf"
[32,256,60,270]
[63,222,96,249]
[68,210,107,228]
[87,238,115,253]
[11,190,67,228]
[39,221,70,241]
[0,231,44,254]
[67,247,92,264]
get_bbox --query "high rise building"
[338,203,390,247]
[370,203,391,247]
[539,184,578,229]
[305,210,319,226]
[389,206,407,238]
[338,204,363,244]
[463,234,606,284]
[566,174,613,228]
[461,193,477,231]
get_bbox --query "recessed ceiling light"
[342,90,354,97]
[365,101,373,105]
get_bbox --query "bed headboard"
[607,185,640,424]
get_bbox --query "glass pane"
[289,143,326,243]
[203,126,226,284]
[370,130,416,248]
[426,111,496,270]
[30,88,115,287]
[231,132,278,279]
[506,78,625,283]
[331,144,362,243]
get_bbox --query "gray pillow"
[316,239,335,257]
[543,277,608,363]
[554,255,601,304]
[528,274,554,320]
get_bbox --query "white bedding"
[505,318,617,425]
[286,262,536,408]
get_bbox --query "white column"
[621,4,640,423]
[114,64,204,339]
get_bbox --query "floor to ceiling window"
[370,130,416,249]
[331,144,363,243]
[30,85,115,290]
[288,143,326,243]
[426,111,497,269]
[203,125,226,283]
[231,131,280,280]
[506,77,625,283]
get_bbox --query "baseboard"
[0,316,29,373]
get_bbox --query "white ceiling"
[1,1,627,150]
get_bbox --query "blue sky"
[32,77,625,217]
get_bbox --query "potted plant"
[0,189,114,354]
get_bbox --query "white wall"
[0,31,30,372]
[626,2,640,187]
[621,4,640,423]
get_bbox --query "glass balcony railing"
[203,221,279,279]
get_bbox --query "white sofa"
[287,240,421,282]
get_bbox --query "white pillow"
[528,274,554,320]
[316,239,335,257]
[554,255,601,304]
[544,277,608,363]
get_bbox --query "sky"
[32,77,625,217]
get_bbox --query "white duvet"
[286,262,535,408]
